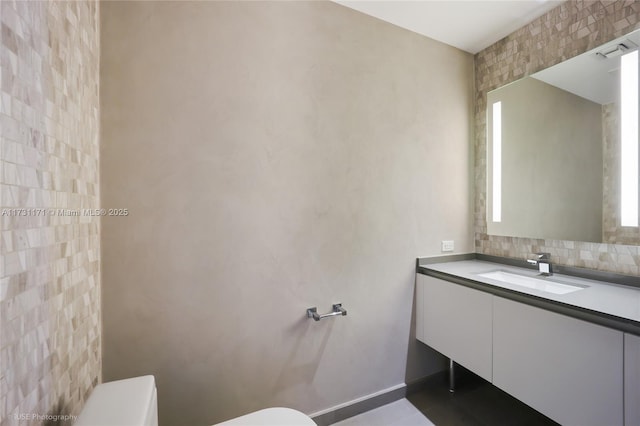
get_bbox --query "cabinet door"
[625,333,640,426]
[493,296,623,426]
[417,274,493,381]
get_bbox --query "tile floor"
[331,369,559,426]
[407,370,559,426]
[331,399,433,426]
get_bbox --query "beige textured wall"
[475,0,640,275]
[100,1,473,425]
[0,1,101,425]
[487,77,603,242]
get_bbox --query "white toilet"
[76,376,316,426]
[75,376,158,426]
[214,407,317,426]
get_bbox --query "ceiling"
[334,1,565,54]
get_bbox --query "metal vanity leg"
[449,358,455,393]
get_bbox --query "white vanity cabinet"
[625,333,640,426]
[493,296,624,426]
[416,274,493,381]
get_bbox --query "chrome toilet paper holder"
[306,304,347,321]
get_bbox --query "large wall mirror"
[487,29,640,245]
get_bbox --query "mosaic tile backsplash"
[475,0,640,276]
[1,1,101,425]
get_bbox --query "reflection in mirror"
[621,49,638,227]
[487,29,640,245]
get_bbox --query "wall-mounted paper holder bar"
[307,304,347,321]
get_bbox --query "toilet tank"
[75,375,158,426]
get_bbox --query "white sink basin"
[478,270,587,295]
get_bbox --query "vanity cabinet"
[493,296,624,426]
[416,275,493,381]
[416,269,635,426]
[626,333,640,426]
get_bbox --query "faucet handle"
[535,252,551,261]
[527,252,550,264]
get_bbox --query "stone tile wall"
[475,0,640,275]
[1,1,101,425]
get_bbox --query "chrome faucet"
[527,252,553,276]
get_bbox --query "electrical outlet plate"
[441,240,454,252]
